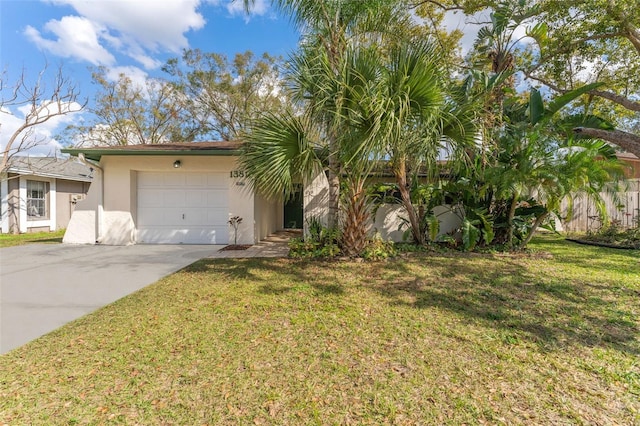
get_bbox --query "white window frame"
[27,180,48,220]
[19,176,56,233]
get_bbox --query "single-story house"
[61,142,303,245]
[1,156,93,234]
[61,142,462,245]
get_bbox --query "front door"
[283,185,303,229]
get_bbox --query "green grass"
[1,235,638,424]
[0,229,65,248]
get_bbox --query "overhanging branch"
[524,72,640,112]
[574,127,640,157]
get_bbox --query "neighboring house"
[61,142,293,245]
[0,157,93,234]
[618,151,640,180]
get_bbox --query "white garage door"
[137,172,229,244]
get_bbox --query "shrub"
[362,234,397,260]
[288,217,342,258]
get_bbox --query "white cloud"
[573,58,599,83]
[441,10,485,55]
[440,9,537,55]
[24,16,115,66]
[30,0,208,69]
[226,0,268,17]
[52,0,206,51]
[104,66,149,88]
[124,46,163,70]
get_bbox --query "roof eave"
[61,148,242,162]
[7,167,93,182]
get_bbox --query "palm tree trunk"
[341,177,370,257]
[395,157,424,245]
[327,142,340,230]
[519,211,549,249]
[507,192,519,247]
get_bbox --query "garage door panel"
[164,190,186,206]
[185,173,207,187]
[137,172,229,244]
[138,189,164,207]
[207,190,228,206]
[138,172,165,187]
[184,190,220,207]
[137,227,227,244]
[138,207,185,226]
[207,208,228,222]
[164,173,186,187]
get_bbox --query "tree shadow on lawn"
[181,253,638,355]
[372,255,639,355]
[181,258,345,296]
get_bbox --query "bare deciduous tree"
[1,65,85,172]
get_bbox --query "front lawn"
[1,235,638,424]
[0,229,65,248]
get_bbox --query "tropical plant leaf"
[544,82,603,119]
[526,22,548,46]
[425,215,440,242]
[462,218,480,251]
[529,89,544,125]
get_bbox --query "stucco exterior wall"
[253,191,281,242]
[372,203,463,242]
[66,155,258,245]
[63,168,101,244]
[303,171,330,235]
[304,171,463,242]
[372,204,405,241]
[55,180,90,230]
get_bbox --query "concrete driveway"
[0,243,219,354]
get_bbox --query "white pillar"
[0,175,8,233]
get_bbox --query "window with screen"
[27,180,48,219]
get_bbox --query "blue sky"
[1,0,300,156]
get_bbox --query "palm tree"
[240,0,415,256]
[519,139,624,248]
[241,0,405,230]
[336,41,476,245]
[471,0,539,164]
[380,42,476,244]
[241,43,384,256]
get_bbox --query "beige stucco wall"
[372,204,463,242]
[65,155,260,245]
[305,170,463,242]
[253,191,282,242]
[64,168,101,244]
[55,180,90,230]
[303,171,330,235]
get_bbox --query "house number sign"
[231,169,246,185]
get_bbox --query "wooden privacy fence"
[560,179,640,232]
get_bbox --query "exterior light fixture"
[173,160,182,168]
